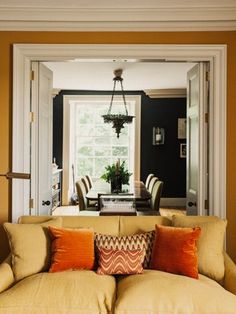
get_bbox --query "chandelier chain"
[107,80,117,115]
[120,80,128,116]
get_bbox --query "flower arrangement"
[101,160,132,192]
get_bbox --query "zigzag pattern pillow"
[95,231,155,269]
[97,248,144,275]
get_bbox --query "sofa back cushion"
[172,215,227,282]
[19,216,120,236]
[4,217,62,281]
[119,216,171,236]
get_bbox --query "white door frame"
[12,44,227,222]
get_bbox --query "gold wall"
[0,31,235,262]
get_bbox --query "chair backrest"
[81,177,89,193]
[145,173,154,189]
[150,180,164,211]
[85,175,93,189]
[148,176,159,193]
[75,179,87,210]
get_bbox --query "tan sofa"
[0,215,236,314]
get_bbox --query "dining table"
[86,180,151,202]
[86,179,151,215]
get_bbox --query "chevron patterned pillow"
[95,231,155,269]
[97,248,144,275]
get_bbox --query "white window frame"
[12,44,226,221]
[62,95,141,205]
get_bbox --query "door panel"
[38,63,53,214]
[31,62,53,215]
[186,62,209,216]
[187,64,199,215]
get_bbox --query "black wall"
[141,95,186,197]
[53,90,186,197]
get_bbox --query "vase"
[111,175,122,193]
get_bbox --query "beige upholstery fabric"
[4,217,62,281]
[224,252,236,295]
[119,216,171,236]
[172,215,227,282]
[0,255,14,293]
[0,215,236,314]
[19,215,120,236]
[0,271,116,314]
[115,270,236,314]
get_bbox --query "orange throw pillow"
[151,225,201,279]
[48,226,94,272]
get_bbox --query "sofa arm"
[223,252,236,295]
[0,255,14,293]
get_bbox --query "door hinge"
[29,198,34,209]
[29,111,35,123]
[205,112,209,123]
[204,199,209,210]
[31,70,35,81]
[206,71,210,81]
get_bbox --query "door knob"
[42,200,51,206]
[188,201,197,207]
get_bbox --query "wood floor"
[53,206,186,217]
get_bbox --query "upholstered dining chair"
[148,176,159,194]
[82,176,97,208]
[145,173,154,189]
[150,180,163,211]
[136,176,158,209]
[76,179,97,211]
[85,175,93,189]
[137,180,163,212]
[81,177,89,193]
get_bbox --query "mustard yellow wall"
[0,31,235,262]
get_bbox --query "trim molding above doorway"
[12,44,227,222]
[0,3,236,31]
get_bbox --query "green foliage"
[101,160,132,185]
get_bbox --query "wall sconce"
[153,127,165,145]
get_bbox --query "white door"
[31,62,53,215]
[186,63,209,215]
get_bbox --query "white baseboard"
[160,198,186,207]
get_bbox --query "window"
[63,95,141,204]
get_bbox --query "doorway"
[12,44,227,222]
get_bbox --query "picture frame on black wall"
[180,143,186,158]
[178,118,186,139]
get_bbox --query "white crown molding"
[144,89,187,98]
[0,6,236,31]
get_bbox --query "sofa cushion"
[119,216,171,236]
[0,271,116,314]
[49,226,94,272]
[19,215,120,236]
[97,248,144,275]
[172,215,227,282]
[95,231,155,268]
[3,217,62,281]
[0,256,14,293]
[115,270,236,314]
[151,225,201,279]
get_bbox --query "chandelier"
[102,69,134,138]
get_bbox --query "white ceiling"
[44,61,196,90]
